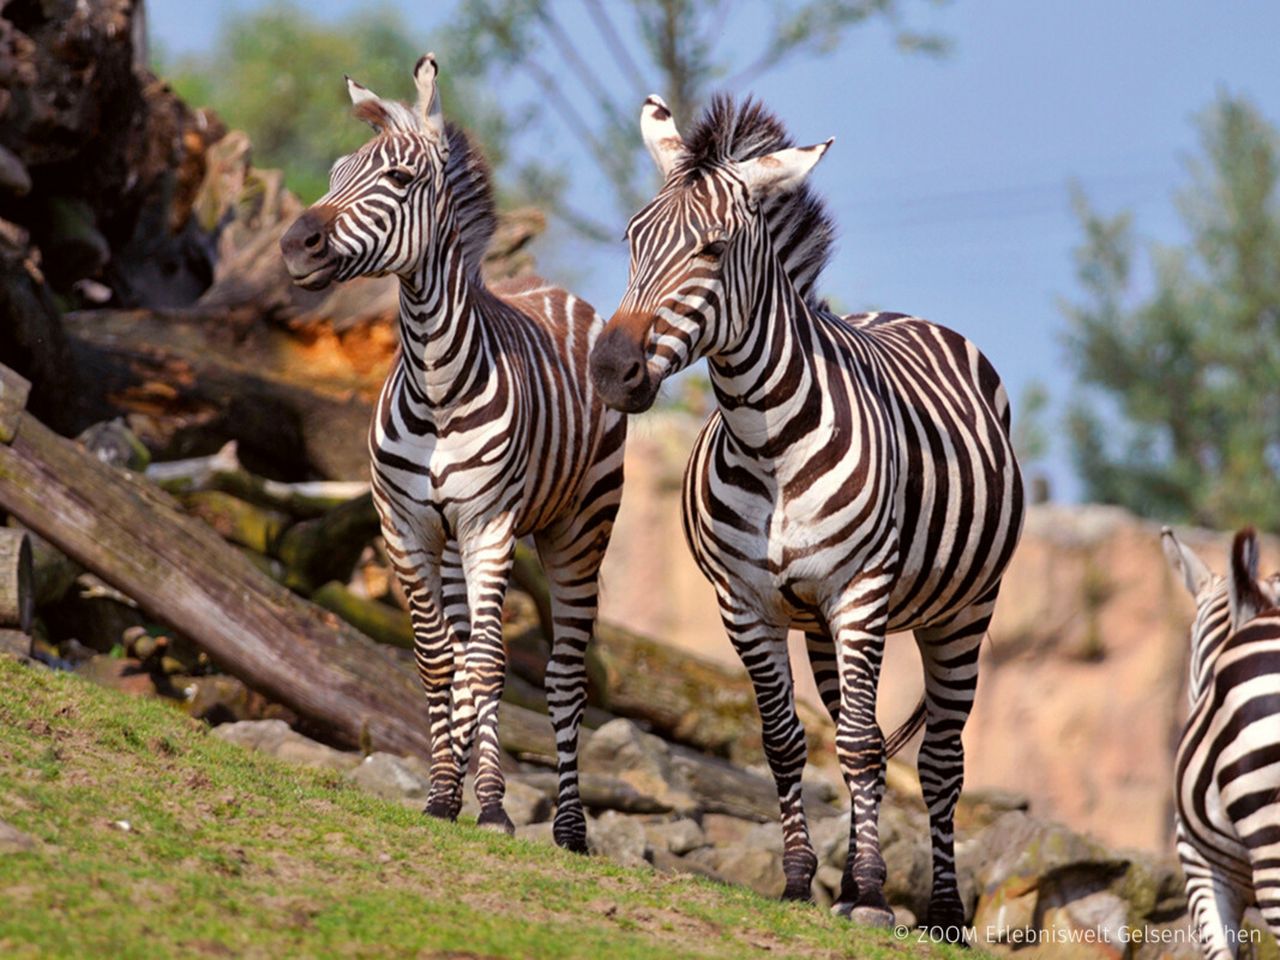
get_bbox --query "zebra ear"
[413,53,446,142]
[1161,527,1213,599]
[739,138,833,199]
[1228,527,1270,631]
[641,95,684,178]
[347,76,391,132]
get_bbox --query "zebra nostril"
[623,361,642,384]
[303,231,324,251]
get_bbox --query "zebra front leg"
[390,539,465,821]
[1179,828,1248,960]
[912,591,994,941]
[827,597,893,927]
[721,597,817,900]
[453,516,518,834]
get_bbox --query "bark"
[0,528,33,632]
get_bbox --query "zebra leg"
[826,598,893,926]
[534,443,623,855]
[804,627,841,724]
[427,541,470,819]
[912,589,995,941]
[720,598,817,900]
[1180,831,1247,960]
[385,529,464,821]
[452,515,518,834]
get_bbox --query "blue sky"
[151,1,1280,501]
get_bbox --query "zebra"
[1162,527,1280,959]
[588,94,1024,936]
[279,54,626,851]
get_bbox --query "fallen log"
[0,360,437,760]
[0,528,33,632]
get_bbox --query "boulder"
[347,752,430,806]
[212,718,359,772]
[588,811,650,868]
[581,719,698,815]
[643,818,705,856]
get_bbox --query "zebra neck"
[394,243,492,411]
[707,268,824,457]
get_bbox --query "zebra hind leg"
[912,589,997,943]
[1179,833,1248,960]
[722,600,818,901]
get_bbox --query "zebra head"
[1162,526,1280,702]
[590,95,833,413]
[281,54,452,291]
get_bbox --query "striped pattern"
[281,56,626,850]
[1164,528,1280,959]
[590,96,1023,934]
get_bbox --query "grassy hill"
[0,655,967,959]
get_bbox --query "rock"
[965,811,1111,897]
[643,818,705,856]
[581,719,698,815]
[75,655,156,697]
[816,864,844,896]
[0,820,37,854]
[703,845,785,899]
[348,752,430,805]
[956,787,1031,833]
[515,769,674,815]
[1041,890,1130,960]
[810,813,849,866]
[700,813,755,847]
[460,776,551,827]
[973,873,1038,947]
[588,810,650,868]
[212,719,359,772]
[0,145,31,197]
[0,628,30,658]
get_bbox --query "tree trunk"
[0,361,439,759]
[0,528,33,632]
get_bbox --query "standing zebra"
[1162,528,1280,959]
[280,55,626,851]
[589,95,1023,935]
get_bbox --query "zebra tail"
[883,696,927,759]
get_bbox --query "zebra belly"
[683,418,1017,635]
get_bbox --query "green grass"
[0,655,968,959]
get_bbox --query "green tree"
[447,0,949,240]
[1064,93,1280,530]
[157,2,515,203]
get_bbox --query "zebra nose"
[590,324,657,413]
[303,231,324,252]
[280,207,336,269]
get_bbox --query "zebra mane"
[678,95,836,306]
[352,99,496,275]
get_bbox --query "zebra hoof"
[782,878,814,902]
[553,828,589,855]
[476,805,515,835]
[423,797,460,821]
[832,902,894,929]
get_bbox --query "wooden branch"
[0,528,33,632]
[0,360,441,760]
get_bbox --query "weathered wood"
[180,491,291,555]
[0,361,31,444]
[311,581,413,651]
[0,529,33,632]
[0,372,437,760]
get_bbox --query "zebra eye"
[700,239,727,259]
[385,168,414,187]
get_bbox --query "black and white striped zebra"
[588,95,1023,935]
[1162,527,1280,959]
[280,55,626,851]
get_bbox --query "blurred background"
[3,1,1280,940]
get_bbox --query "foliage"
[1063,94,1280,531]
[0,656,972,959]
[446,0,950,241]
[156,2,516,204]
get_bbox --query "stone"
[964,811,1112,898]
[588,810,650,868]
[651,847,721,881]
[643,817,705,856]
[1041,890,1130,960]
[75,655,156,697]
[0,820,37,854]
[705,845,785,899]
[580,719,697,815]
[347,752,430,805]
[212,719,360,772]
[700,813,754,847]
[810,813,849,866]
[816,864,844,896]
[459,776,551,827]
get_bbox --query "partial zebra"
[280,55,626,851]
[589,95,1023,936]
[1162,527,1280,959]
